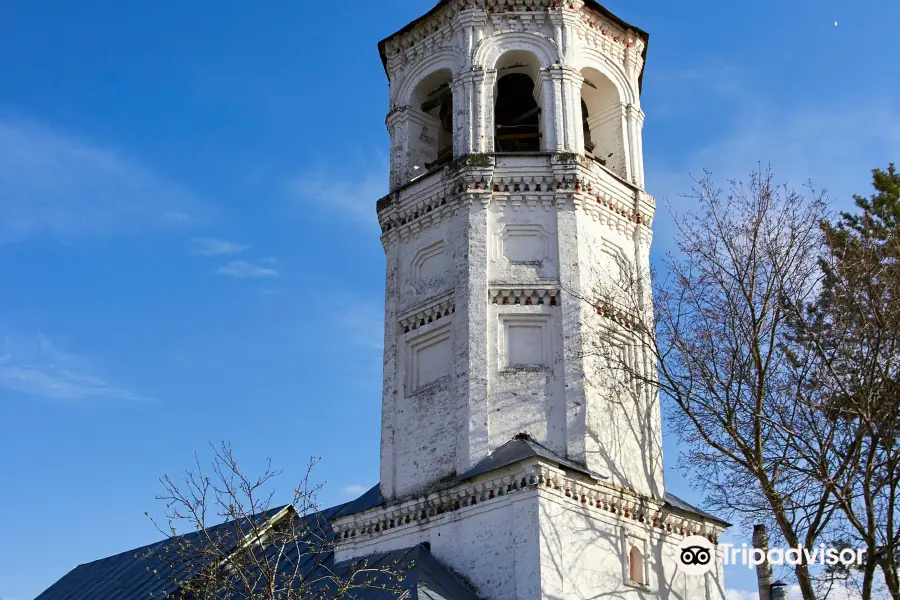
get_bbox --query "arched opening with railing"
[409,69,455,172]
[493,51,544,153]
[580,67,623,170]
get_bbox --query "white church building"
[36,2,729,599]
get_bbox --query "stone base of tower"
[334,436,728,600]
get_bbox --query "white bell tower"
[333,4,729,599]
[377,0,661,503]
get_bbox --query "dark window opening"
[422,83,453,170]
[495,73,541,152]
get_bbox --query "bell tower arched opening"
[494,51,543,153]
[409,69,454,172]
[580,68,622,169]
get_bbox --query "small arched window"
[629,545,644,585]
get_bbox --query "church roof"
[36,436,726,598]
[34,492,481,600]
[33,506,292,600]
[377,1,650,89]
[663,491,731,527]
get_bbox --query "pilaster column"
[483,69,498,151]
[548,68,584,153]
[456,9,487,69]
[536,69,556,151]
[387,107,444,185]
[386,108,410,189]
[550,4,585,66]
[456,184,493,474]
[626,104,646,188]
[472,69,486,153]
[561,69,584,153]
[549,13,564,60]
[624,30,645,83]
[551,163,587,465]
[379,231,403,500]
[453,69,488,155]
[453,10,487,156]
[451,75,471,157]
[548,68,566,152]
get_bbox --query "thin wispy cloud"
[192,237,249,257]
[217,260,279,279]
[647,65,900,257]
[0,334,145,402]
[286,155,388,227]
[0,118,205,243]
[342,484,368,497]
[650,66,900,202]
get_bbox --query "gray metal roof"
[663,492,731,527]
[34,507,289,600]
[332,545,482,600]
[34,495,480,600]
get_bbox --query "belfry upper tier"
[378,0,650,192]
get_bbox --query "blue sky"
[1,1,898,598]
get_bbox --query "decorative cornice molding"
[379,166,493,243]
[577,7,643,75]
[490,287,560,306]
[487,8,550,34]
[384,3,462,74]
[399,294,456,334]
[377,156,655,246]
[333,458,726,546]
[492,174,556,213]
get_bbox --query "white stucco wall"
[378,157,662,502]
[335,461,725,600]
[538,491,725,600]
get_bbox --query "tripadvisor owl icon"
[678,535,717,575]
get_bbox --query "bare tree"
[786,165,900,600]
[576,166,900,599]
[575,169,836,600]
[147,442,407,599]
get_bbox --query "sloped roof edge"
[34,505,295,600]
[377,0,650,91]
[664,492,732,528]
[458,432,608,482]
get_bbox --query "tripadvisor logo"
[677,536,867,576]
[678,536,716,575]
